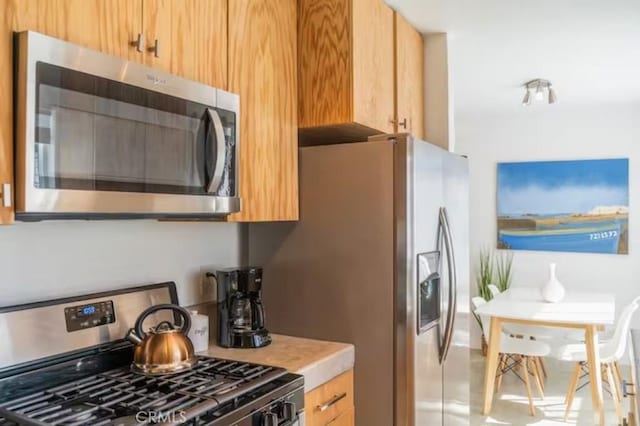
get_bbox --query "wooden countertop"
[204,334,354,392]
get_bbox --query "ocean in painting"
[497,159,629,254]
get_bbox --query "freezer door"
[402,138,445,426]
[441,152,470,424]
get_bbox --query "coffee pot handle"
[134,304,192,339]
[252,300,266,330]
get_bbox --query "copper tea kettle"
[125,304,197,375]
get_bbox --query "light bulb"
[535,83,544,101]
[548,87,558,104]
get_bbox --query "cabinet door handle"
[2,183,11,208]
[131,33,144,52]
[390,118,408,129]
[148,39,160,58]
[317,393,347,412]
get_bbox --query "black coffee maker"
[209,267,271,348]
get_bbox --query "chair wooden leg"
[531,357,544,399]
[605,363,623,425]
[538,356,548,379]
[521,356,535,416]
[564,362,582,421]
[614,362,624,387]
[612,362,624,402]
[534,357,545,390]
[495,354,507,394]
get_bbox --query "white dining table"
[474,287,616,425]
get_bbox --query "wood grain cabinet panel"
[298,0,424,145]
[298,0,395,144]
[395,13,424,139]
[143,0,226,88]
[0,0,142,224]
[227,0,298,222]
[298,0,352,128]
[305,370,355,426]
[328,407,355,426]
[352,0,395,134]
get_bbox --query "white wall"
[455,104,640,349]
[0,220,243,306]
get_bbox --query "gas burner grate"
[0,357,287,426]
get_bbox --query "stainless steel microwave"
[14,31,240,220]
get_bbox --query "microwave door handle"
[205,108,226,194]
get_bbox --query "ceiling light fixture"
[522,79,557,106]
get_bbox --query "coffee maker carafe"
[209,267,271,348]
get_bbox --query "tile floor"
[470,350,625,425]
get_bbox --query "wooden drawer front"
[327,407,354,426]
[305,370,354,426]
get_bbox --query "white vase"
[541,262,565,303]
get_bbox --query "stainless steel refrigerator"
[249,134,470,426]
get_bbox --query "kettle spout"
[125,328,143,345]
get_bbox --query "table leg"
[585,324,604,425]
[482,317,502,416]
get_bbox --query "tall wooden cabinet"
[0,0,143,224]
[227,0,298,222]
[298,0,424,144]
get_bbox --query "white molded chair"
[473,297,551,416]
[554,296,640,423]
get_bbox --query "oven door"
[15,31,240,219]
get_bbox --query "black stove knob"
[262,411,279,426]
[282,401,297,421]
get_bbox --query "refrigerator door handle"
[439,207,457,363]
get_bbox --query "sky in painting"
[497,159,629,216]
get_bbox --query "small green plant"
[473,248,495,332]
[476,248,494,301]
[495,251,514,292]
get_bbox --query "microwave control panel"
[64,300,115,332]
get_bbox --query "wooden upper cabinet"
[227,0,298,222]
[142,0,227,88]
[352,0,395,135]
[298,0,395,144]
[0,0,142,224]
[6,0,142,60]
[395,13,424,139]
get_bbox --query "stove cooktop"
[0,356,303,426]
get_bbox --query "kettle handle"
[134,304,192,339]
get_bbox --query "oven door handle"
[205,108,226,194]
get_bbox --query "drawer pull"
[317,392,347,412]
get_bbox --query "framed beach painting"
[497,158,629,255]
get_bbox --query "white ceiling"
[387,0,640,114]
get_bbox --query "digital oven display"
[81,305,96,316]
[64,300,115,332]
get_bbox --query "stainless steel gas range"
[0,283,304,425]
